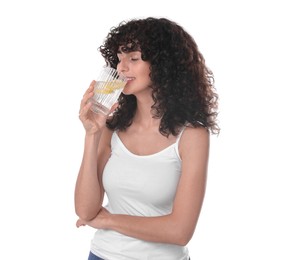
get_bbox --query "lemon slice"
[95,87,114,94]
[95,80,125,94]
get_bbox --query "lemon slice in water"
[95,80,125,94]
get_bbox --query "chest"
[117,131,177,156]
[102,134,182,211]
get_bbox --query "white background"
[0,0,285,259]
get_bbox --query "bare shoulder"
[179,126,210,160]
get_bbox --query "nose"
[117,58,128,74]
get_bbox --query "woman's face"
[116,49,152,96]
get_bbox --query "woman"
[75,17,219,260]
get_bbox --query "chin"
[122,90,133,95]
[122,86,133,95]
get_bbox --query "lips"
[126,77,135,81]
[125,77,135,85]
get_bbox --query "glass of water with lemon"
[89,67,127,115]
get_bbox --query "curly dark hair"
[99,17,220,136]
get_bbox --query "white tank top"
[90,130,189,260]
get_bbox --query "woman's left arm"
[77,127,209,246]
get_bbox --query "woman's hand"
[76,207,111,229]
[79,81,118,135]
[78,81,106,134]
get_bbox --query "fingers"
[76,218,86,228]
[79,81,95,114]
[78,101,92,121]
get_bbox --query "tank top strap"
[175,126,186,144]
[174,127,186,160]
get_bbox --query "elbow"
[176,236,191,247]
[173,228,194,246]
[75,207,100,222]
[175,236,191,246]
[175,236,192,247]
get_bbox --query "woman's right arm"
[74,81,112,221]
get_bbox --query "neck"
[133,96,160,130]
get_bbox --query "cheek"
[139,66,151,83]
[136,76,151,89]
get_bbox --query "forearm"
[74,133,103,220]
[106,213,190,246]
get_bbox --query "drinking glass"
[89,67,127,115]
